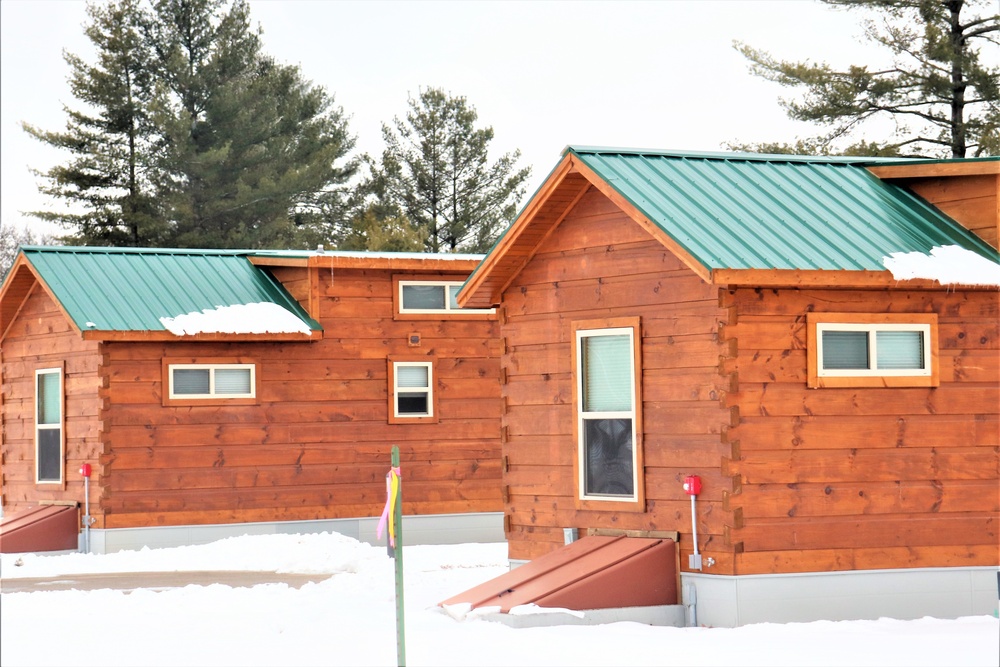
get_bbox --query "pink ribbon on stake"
[377,466,401,546]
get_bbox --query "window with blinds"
[169,364,255,399]
[807,314,938,388]
[35,368,63,484]
[389,359,436,422]
[396,280,495,316]
[575,324,640,503]
[818,323,930,376]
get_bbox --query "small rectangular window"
[388,357,438,423]
[394,277,495,318]
[35,368,63,484]
[572,318,644,510]
[808,314,938,388]
[168,364,255,399]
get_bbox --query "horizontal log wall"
[500,187,735,564]
[98,266,502,529]
[722,286,1000,574]
[899,174,999,250]
[1,286,102,521]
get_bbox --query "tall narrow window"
[35,368,63,484]
[388,358,438,424]
[572,318,643,509]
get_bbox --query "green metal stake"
[392,445,406,667]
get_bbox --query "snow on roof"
[159,302,313,336]
[882,245,1000,287]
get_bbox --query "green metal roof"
[20,246,321,333]
[566,146,999,271]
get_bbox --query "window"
[388,357,437,424]
[393,277,495,319]
[35,368,63,484]
[163,360,259,405]
[572,318,644,509]
[807,313,938,388]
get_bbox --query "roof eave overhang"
[710,268,997,290]
[867,160,1000,179]
[0,254,84,341]
[81,330,323,342]
[249,254,482,272]
[458,152,716,308]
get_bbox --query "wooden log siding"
[96,266,502,529]
[499,187,735,564]
[0,286,102,522]
[722,286,1000,575]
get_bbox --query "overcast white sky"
[1,0,882,238]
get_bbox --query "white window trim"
[168,363,256,400]
[397,280,495,315]
[575,326,639,503]
[35,367,63,485]
[816,322,933,378]
[391,360,434,419]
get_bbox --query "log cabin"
[0,247,503,553]
[457,147,1000,626]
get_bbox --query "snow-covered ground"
[1,532,996,667]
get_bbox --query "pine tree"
[22,0,166,246]
[735,0,999,158]
[144,0,357,248]
[22,0,357,249]
[370,88,530,253]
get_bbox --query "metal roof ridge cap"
[565,145,879,164]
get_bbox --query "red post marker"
[79,463,92,478]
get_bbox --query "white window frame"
[168,363,256,400]
[816,322,933,378]
[390,359,435,421]
[573,322,642,507]
[397,280,495,315]
[35,367,64,485]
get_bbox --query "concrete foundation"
[680,566,999,627]
[82,512,504,554]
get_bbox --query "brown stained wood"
[643,402,735,436]
[1,264,503,531]
[729,479,999,518]
[713,269,949,290]
[506,502,726,536]
[103,497,496,530]
[729,447,998,484]
[642,369,729,402]
[505,404,573,437]
[502,375,572,407]
[731,414,999,451]
[734,543,999,575]
[101,477,501,514]
[732,513,996,551]
[505,465,573,496]
[867,161,1000,179]
[505,346,574,377]
[503,272,717,318]
[728,286,999,319]
[514,240,687,287]
[567,157,712,282]
[504,436,575,467]
[728,348,999,385]
[102,440,499,469]
[459,156,590,309]
[642,435,730,469]
[112,458,501,492]
[732,382,998,417]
